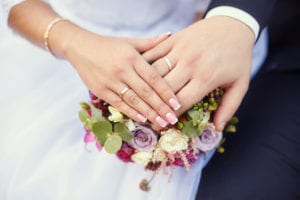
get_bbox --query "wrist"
[47,20,83,59]
[206,16,255,46]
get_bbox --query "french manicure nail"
[137,114,147,123]
[169,98,181,111]
[166,113,178,125]
[219,122,226,131]
[156,116,168,128]
[159,31,172,37]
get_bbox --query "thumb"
[124,32,171,52]
[214,80,249,131]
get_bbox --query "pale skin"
[9,0,255,131]
[9,0,181,128]
[144,16,255,131]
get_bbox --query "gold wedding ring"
[120,87,129,98]
[164,56,173,71]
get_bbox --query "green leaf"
[208,101,218,111]
[225,125,236,133]
[228,116,239,125]
[182,121,198,138]
[197,123,206,136]
[104,135,122,154]
[92,121,112,146]
[90,104,105,121]
[114,123,133,142]
[79,109,90,123]
[188,110,204,126]
[84,118,93,130]
[80,102,90,110]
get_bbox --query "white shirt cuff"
[205,6,260,40]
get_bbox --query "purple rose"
[196,125,222,152]
[130,124,158,151]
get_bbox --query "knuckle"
[144,108,156,121]
[154,102,167,113]
[140,86,153,98]
[127,92,141,105]
[111,64,126,75]
[148,71,161,85]
[112,99,124,110]
[124,51,137,62]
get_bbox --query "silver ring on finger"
[164,56,173,71]
[119,87,130,99]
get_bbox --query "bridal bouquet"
[79,89,237,191]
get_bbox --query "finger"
[163,61,191,93]
[124,32,171,53]
[175,79,212,116]
[142,38,173,63]
[151,54,177,77]
[121,65,179,126]
[121,88,174,128]
[133,57,182,112]
[213,80,249,131]
[93,89,148,123]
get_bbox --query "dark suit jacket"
[208,0,300,71]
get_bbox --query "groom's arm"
[205,0,277,40]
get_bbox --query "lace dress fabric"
[0,1,268,199]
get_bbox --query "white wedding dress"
[0,0,268,200]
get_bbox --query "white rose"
[152,148,166,162]
[108,106,123,122]
[131,151,153,166]
[159,129,189,153]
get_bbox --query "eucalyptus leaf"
[114,123,133,142]
[92,121,112,146]
[104,135,122,154]
[197,123,206,136]
[90,104,105,121]
[84,118,93,130]
[79,109,90,123]
[188,110,204,126]
[182,121,198,138]
[80,102,90,110]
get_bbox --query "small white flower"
[108,106,123,122]
[131,151,153,166]
[159,129,189,153]
[152,148,166,162]
[125,119,136,131]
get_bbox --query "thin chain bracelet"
[43,17,67,56]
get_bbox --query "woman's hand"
[50,22,180,127]
[143,16,255,131]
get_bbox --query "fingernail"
[219,122,226,131]
[156,116,168,128]
[166,113,178,125]
[159,31,172,37]
[137,114,147,123]
[169,98,181,111]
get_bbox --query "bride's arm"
[8,0,70,57]
[7,0,180,128]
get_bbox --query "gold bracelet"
[44,17,66,56]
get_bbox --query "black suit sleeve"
[207,0,277,29]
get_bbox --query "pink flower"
[96,141,103,151]
[173,150,200,166]
[196,125,222,152]
[130,124,158,151]
[84,129,97,143]
[116,142,135,163]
